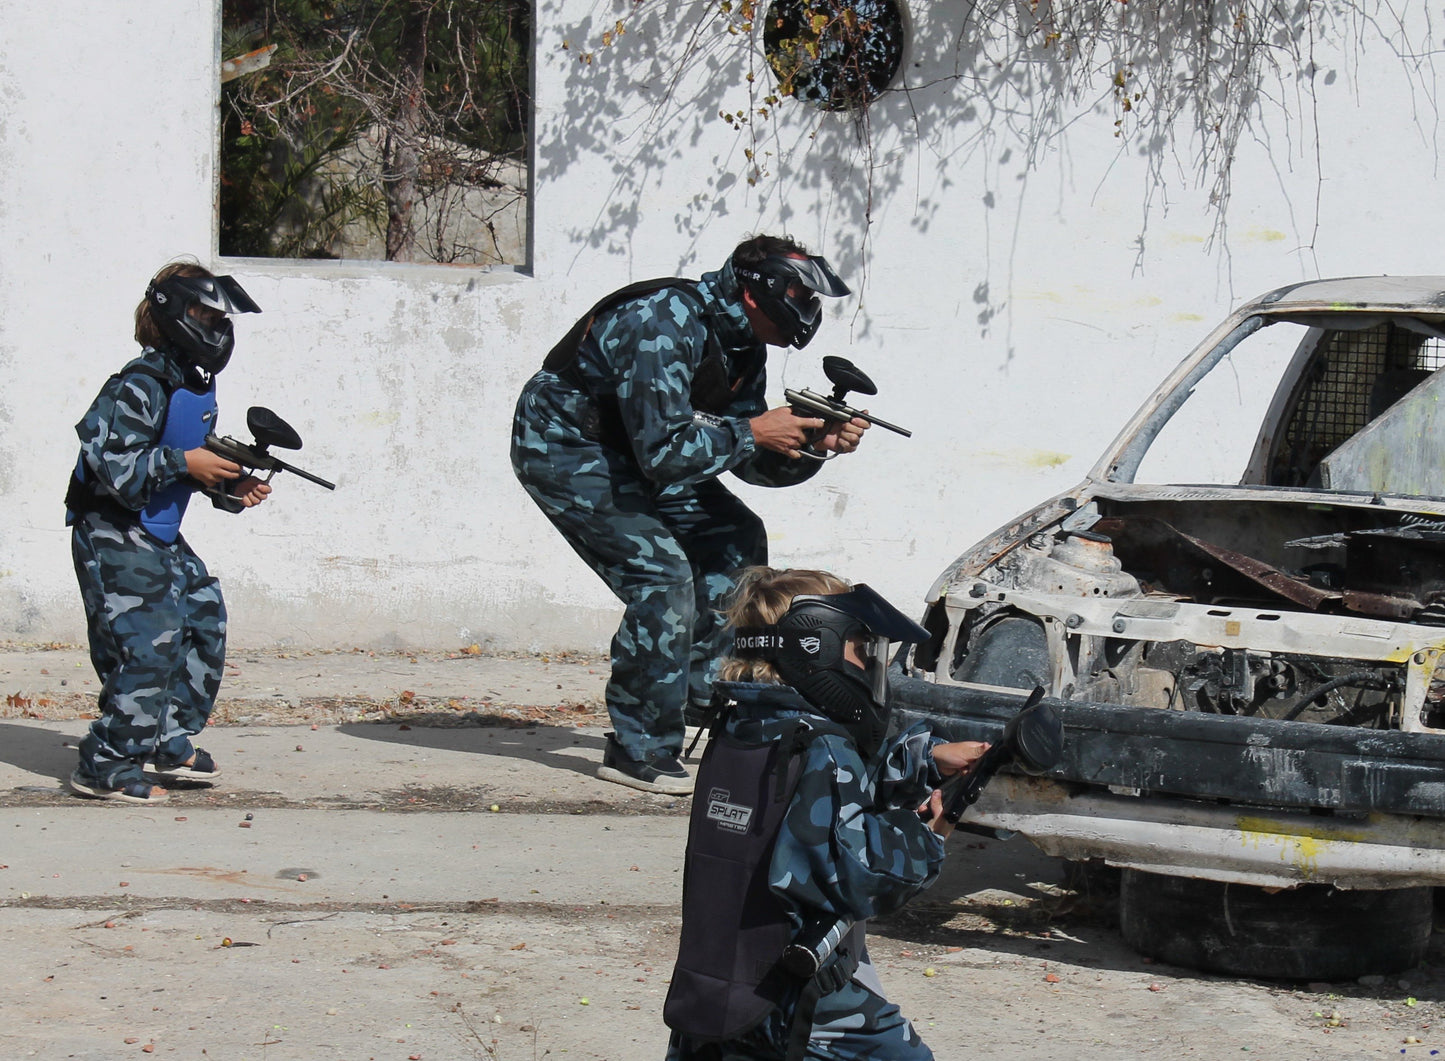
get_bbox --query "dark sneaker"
[596,734,694,795]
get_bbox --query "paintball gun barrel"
[783,355,910,461]
[202,406,335,513]
[780,687,1063,980]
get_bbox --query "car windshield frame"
[1092,277,1445,500]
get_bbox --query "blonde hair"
[134,259,213,348]
[718,566,851,683]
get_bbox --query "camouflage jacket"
[718,682,949,927]
[526,258,821,489]
[70,347,199,515]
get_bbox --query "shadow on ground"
[337,720,612,783]
[0,721,78,785]
[883,846,1445,1000]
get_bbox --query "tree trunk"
[385,1,430,262]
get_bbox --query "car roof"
[1250,276,1445,317]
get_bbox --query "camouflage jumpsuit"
[511,259,819,763]
[666,682,947,1060]
[67,348,227,789]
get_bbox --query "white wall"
[1,1,1441,651]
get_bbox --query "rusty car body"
[892,277,1445,974]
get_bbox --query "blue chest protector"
[140,383,216,543]
[66,364,217,545]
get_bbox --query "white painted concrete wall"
[1,1,1441,651]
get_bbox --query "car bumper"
[892,672,1445,888]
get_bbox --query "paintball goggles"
[202,406,336,513]
[784,356,910,461]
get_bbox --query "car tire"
[1118,869,1433,980]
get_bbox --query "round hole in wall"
[763,0,907,112]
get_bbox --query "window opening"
[1274,323,1445,486]
[219,0,530,265]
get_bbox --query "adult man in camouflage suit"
[65,263,267,803]
[511,234,868,794]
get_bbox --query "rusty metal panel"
[890,673,1445,816]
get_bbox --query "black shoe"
[596,733,694,795]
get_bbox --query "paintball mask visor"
[733,583,928,703]
[791,584,928,702]
[736,253,850,349]
[734,584,926,753]
[148,274,261,374]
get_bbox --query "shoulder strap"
[542,277,705,372]
[773,717,853,801]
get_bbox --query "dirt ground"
[9,866,1445,1060]
[5,643,1445,1059]
[0,643,613,727]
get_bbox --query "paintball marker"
[933,685,1063,826]
[202,406,336,513]
[780,687,1063,980]
[784,355,911,461]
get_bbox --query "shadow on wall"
[539,1,1400,323]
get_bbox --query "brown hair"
[732,233,810,269]
[134,259,213,348]
[718,566,851,684]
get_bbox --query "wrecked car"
[892,276,1445,979]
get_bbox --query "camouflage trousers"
[512,424,766,762]
[71,514,226,788]
[664,954,932,1060]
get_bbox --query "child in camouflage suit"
[663,567,988,1060]
[64,261,266,804]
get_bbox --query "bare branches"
[220,0,529,264]
[570,0,1434,255]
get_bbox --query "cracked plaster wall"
[2,1,1444,651]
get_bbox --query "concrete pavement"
[0,643,700,909]
[0,645,704,1060]
[2,645,1370,1061]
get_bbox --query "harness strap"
[783,927,863,1061]
[541,279,732,453]
[684,689,731,759]
[542,277,708,373]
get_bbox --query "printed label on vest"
[705,787,754,833]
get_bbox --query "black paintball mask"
[146,274,261,375]
[733,584,928,756]
[733,253,850,348]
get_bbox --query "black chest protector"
[663,716,851,1042]
[542,278,738,452]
